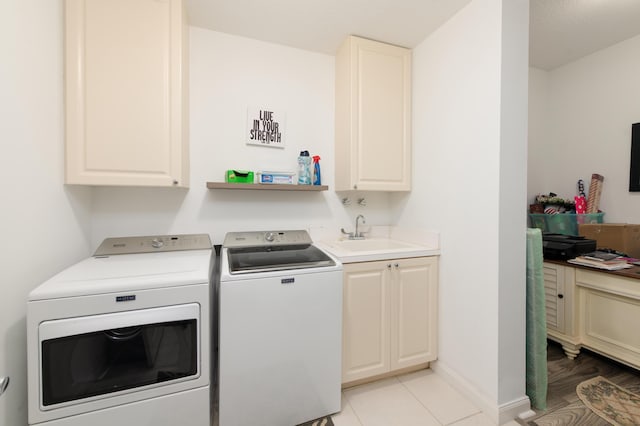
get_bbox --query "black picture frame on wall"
[630,123,640,191]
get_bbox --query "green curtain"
[526,228,548,410]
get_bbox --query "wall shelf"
[206,182,328,191]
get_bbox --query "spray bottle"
[312,155,321,185]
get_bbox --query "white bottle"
[297,151,311,185]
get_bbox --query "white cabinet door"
[391,257,438,370]
[342,261,391,383]
[576,269,640,368]
[65,0,189,187]
[342,257,438,384]
[543,262,577,339]
[335,36,411,191]
[543,263,566,333]
[543,262,582,359]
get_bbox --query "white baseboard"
[499,397,533,424]
[431,360,532,425]
[518,409,537,421]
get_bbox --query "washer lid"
[227,244,335,274]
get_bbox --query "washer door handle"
[104,326,143,341]
[0,376,9,398]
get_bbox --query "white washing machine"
[27,234,213,426]
[218,230,343,426]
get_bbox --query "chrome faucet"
[355,214,366,239]
[341,215,366,240]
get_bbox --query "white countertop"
[312,226,440,264]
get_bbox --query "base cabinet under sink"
[341,257,438,385]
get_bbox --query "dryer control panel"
[94,234,212,256]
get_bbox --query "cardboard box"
[578,223,640,258]
[257,171,295,184]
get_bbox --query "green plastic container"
[225,170,254,183]
[528,213,604,236]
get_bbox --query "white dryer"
[27,234,213,426]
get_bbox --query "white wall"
[497,0,529,410]
[527,68,550,203]
[394,0,529,422]
[89,28,392,248]
[528,34,640,222]
[0,2,92,425]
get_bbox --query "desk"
[544,260,640,369]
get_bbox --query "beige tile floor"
[332,369,521,426]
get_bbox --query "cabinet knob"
[558,294,564,299]
[387,264,392,269]
[172,180,179,185]
[394,263,399,268]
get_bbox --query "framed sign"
[247,107,286,148]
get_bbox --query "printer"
[542,233,597,260]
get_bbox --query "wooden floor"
[520,340,640,425]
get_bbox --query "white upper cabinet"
[335,36,412,191]
[65,0,189,187]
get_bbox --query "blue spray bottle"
[312,155,321,185]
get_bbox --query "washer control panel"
[222,230,312,248]
[94,234,212,256]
